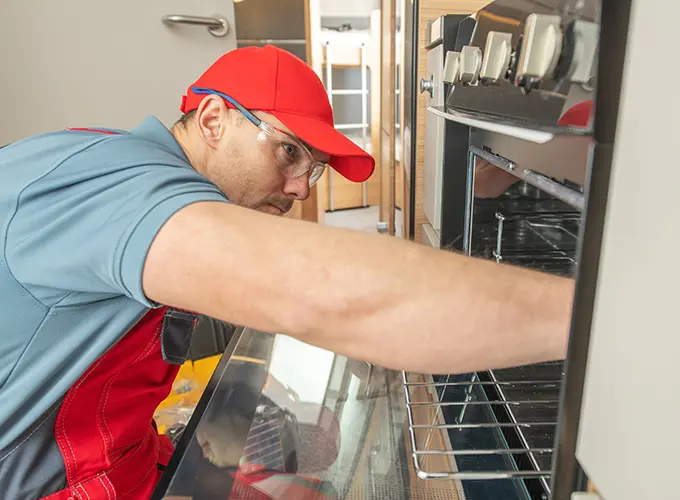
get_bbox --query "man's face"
[200,107,329,216]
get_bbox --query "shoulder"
[2,127,193,180]
[63,130,192,171]
[23,128,218,197]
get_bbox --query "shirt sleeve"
[6,137,229,308]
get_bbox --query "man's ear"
[194,95,229,149]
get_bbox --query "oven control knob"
[515,14,563,84]
[480,31,513,82]
[459,46,483,85]
[420,76,434,96]
[442,51,462,84]
[567,20,599,84]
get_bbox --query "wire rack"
[403,201,580,499]
[471,201,581,277]
[402,366,562,477]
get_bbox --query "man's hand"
[143,201,574,375]
[474,158,519,198]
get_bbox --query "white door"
[0,1,237,144]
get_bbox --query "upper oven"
[414,1,601,499]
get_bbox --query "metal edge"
[550,0,634,497]
[468,145,585,210]
[428,106,557,144]
[407,0,419,240]
[438,15,476,251]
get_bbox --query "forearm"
[144,202,574,374]
[317,244,573,373]
[282,222,573,373]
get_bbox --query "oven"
[413,1,600,499]
[151,0,678,499]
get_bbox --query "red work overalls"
[42,305,180,499]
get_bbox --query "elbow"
[284,279,379,357]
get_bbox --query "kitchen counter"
[152,327,540,499]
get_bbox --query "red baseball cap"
[181,45,375,183]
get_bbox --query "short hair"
[173,108,245,128]
[175,109,197,127]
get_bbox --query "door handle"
[162,15,230,37]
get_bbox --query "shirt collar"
[130,115,189,163]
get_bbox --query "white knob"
[516,14,563,82]
[459,46,483,85]
[568,20,599,84]
[443,51,462,84]
[480,31,513,82]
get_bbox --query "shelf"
[470,201,581,277]
[403,362,564,496]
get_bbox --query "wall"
[319,0,380,17]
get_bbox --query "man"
[0,45,574,498]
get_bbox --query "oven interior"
[404,154,583,500]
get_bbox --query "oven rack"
[493,212,578,259]
[471,208,581,277]
[402,362,564,497]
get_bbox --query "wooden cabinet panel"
[379,0,397,234]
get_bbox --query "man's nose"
[282,173,311,200]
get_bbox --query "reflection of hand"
[474,158,518,198]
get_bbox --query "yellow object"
[154,354,268,434]
[154,355,222,434]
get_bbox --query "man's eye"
[282,143,298,159]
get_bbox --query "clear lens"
[256,123,329,186]
[308,164,326,185]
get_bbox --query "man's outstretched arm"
[143,201,574,374]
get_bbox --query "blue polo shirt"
[0,116,229,449]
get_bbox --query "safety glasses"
[191,87,328,186]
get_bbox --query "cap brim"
[271,111,376,183]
